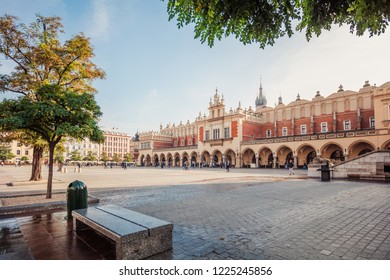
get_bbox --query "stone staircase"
[332,150,390,182]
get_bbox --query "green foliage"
[165,0,390,48]
[55,154,65,164]
[84,150,98,161]
[0,84,104,197]
[123,153,133,162]
[0,14,106,95]
[0,85,104,144]
[21,156,29,162]
[0,143,15,161]
[100,151,109,162]
[69,150,82,161]
[0,14,106,187]
[112,153,121,163]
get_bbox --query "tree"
[54,141,66,164]
[84,150,98,161]
[0,14,105,180]
[0,143,15,162]
[165,0,390,48]
[112,153,121,163]
[100,151,109,163]
[123,153,133,163]
[69,150,82,161]
[0,84,104,198]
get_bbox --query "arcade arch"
[182,152,189,166]
[190,151,198,166]
[160,153,166,165]
[201,151,211,166]
[140,154,151,166]
[211,149,223,166]
[153,154,159,166]
[348,141,375,158]
[224,149,236,167]
[381,140,390,150]
[258,147,273,168]
[166,153,173,166]
[296,144,316,167]
[321,142,344,162]
[242,148,255,168]
[276,145,293,168]
[173,152,180,167]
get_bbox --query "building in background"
[63,137,101,162]
[136,80,390,168]
[100,131,133,161]
[2,80,389,167]
[0,140,33,164]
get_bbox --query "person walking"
[226,160,230,172]
[288,159,295,175]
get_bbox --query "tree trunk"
[46,142,55,199]
[30,145,44,181]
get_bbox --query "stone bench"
[72,204,173,259]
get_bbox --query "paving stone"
[2,168,390,260]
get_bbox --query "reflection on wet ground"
[0,210,116,260]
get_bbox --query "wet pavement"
[0,210,116,260]
[1,166,390,260]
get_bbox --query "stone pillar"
[273,153,277,169]
[236,153,241,168]
[255,156,259,167]
[294,156,298,168]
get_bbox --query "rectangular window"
[321,122,328,133]
[181,140,185,146]
[370,117,375,128]
[266,129,272,138]
[344,120,351,130]
[301,125,307,135]
[25,151,28,155]
[282,127,288,136]
[213,128,220,139]
[224,127,230,138]
[17,150,21,155]
[205,130,210,140]
[388,105,390,119]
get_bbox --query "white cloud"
[86,0,111,41]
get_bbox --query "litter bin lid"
[68,180,87,189]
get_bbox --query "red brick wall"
[199,127,204,141]
[253,107,375,140]
[336,112,357,130]
[242,121,261,140]
[154,141,174,149]
[313,115,333,133]
[231,121,238,138]
[276,120,290,136]
[360,109,375,129]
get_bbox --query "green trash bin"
[67,180,88,219]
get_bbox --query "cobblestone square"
[1,166,390,260]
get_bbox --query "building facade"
[63,137,101,162]
[0,140,34,164]
[137,80,390,168]
[100,131,133,161]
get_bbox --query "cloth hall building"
[136,80,390,169]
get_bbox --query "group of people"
[181,160,231,172]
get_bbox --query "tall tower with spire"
[255,77,267,109]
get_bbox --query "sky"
[2,0,390,137]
